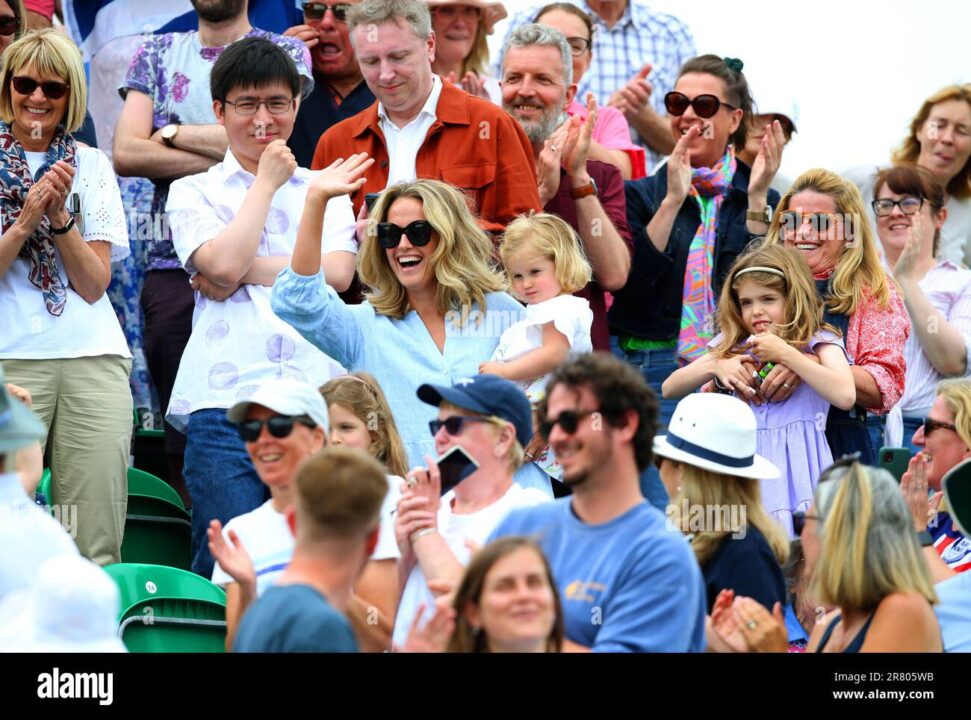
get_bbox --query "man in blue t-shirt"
[490,353,707,652]
[233,446,388,652]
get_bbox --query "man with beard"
[500,23,630,353]
[112,0,313,500]
[284,1,375,167]
[489,353,707,652]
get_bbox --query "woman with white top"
[0,29,132,566]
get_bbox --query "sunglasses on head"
[429,415,490,437]
[922,416,957,437]
[11,76,70,100]
[237,414,316,443]
[664,91,737,119]
[791,511,821,537]
[793,453,862,533]
[377,220,434,249]
[538,409,598,442]
[302,2,351,22]
[778,210,836,236]
[0,14,19,36]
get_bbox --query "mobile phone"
[364,192,381,213]
[436,445,478,495]
[879,447,911,483]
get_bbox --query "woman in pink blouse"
[765,168,910,464]
[870,165,971,451]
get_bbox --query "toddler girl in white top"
[480,214,594,477]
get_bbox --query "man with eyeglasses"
[162,37,354,579]
[500,23,631,354]
[490,353,707,652]
[391,374,549,649]
[494,0,696,172]
[312,0,540,239]
[113,0,314,505]
[284,1,375,167]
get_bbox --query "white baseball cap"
[653,393,780,481]
[227,378,329,433]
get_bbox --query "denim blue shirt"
[271,266,530,470]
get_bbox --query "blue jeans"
[866,414,924,456]
[609,337,677,512]
[184,409,269,578]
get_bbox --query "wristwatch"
[570,178,598,199]
[160,124,179,148]
[916,529,934,547]
[746,206,771,224]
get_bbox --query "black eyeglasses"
[791,511,821,537]
[564,37,591,56]
[377,220,435,249]
[0,14,19,36]
[872,197,924,217]
[664,91,737,119]
[778,211,837,236]
[922,417,958,437]
[302,3,351,22]
[429,416,490,437]
[538,409,599,441]
[11,76,70,100]
[237,414,316,442]
[222,97,295,116]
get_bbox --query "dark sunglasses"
[664,91,737,119]
[791,511,821,537]
[538,409,599,441]
[11,76,70,100]
[237,414,316,442]
[922,416,957,437]
[377,220,434,249]
[429,415,490,437]
[302,2,351,22]
[0,14,19,36]
[778,210,836,235]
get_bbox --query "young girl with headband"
[663,244,856,535]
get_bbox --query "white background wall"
[491,0,971,179]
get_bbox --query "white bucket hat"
[653,393,780,481]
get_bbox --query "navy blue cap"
[417,375,533,447]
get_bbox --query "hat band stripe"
[666,431,753,468]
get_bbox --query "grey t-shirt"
[233,584,358,653]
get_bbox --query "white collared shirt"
[164,149,354,431]
[377,74,443,186]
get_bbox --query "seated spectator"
[164,37,353,578]
[654,393,789,614]
[233,447,389,652]
[490,354,708,652]
[0,29,132,565]
[391,374,549,647]
[935,457,971,651]
[532,2,645,179]
[285,0,376,167]
[869,166,971,452]
[311,0,540,234]
[846,84,971,267]
[208,378,329,648]
[427,0,506,104]
[711,459,943,653]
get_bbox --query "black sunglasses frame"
[428,416,490,437]
[377,220,434,249]
[11,76,70,100]
[664,91,737,119]
[871,197,924,217]
[778,210,836,236]
[302,3,351,22]
[538,409,599,442]
[237,414,316,443]
[0,14,20,36]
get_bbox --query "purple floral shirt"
[120,29,313,271]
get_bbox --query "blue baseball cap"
[417,375,533,447]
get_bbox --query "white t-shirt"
[491,294,593,401]
[391,482,549,647]
[164,149,355,430]
[0,147,131,359]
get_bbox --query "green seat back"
[127,467,185,510]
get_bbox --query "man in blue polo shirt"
[490,353,707,652]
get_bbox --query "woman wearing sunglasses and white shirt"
[273,175,549,493]
[609,54,785,431]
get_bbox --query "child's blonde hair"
[712,243,838,357]
[320,372,409,478]
[500,213,592,295]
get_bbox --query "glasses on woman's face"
[302,3,351,23]
[0,14,19,36]
[222,97,295,116]
[664,91,737,119]
[922,416,958,438]
[11,76,70,100]
[565,37,591,56]
[428,415,490,437]
[237,414,316,443]
[778,210,837,237]
[872,197,924,217]
[377,220,434,249]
